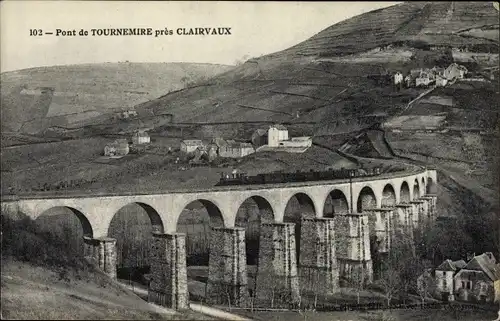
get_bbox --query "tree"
[377,241,422,307]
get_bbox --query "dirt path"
[119,281,253,321]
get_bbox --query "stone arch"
[284,192,316,220]
[107,202,165,269]
[35,206,93,257]
[323,189,349,217]
[38,206,93,237]
[427,177,437,194]
[235,195,275,224]
[356,186,377,212]
[235,195,274,268]
[283,192,316,266]
[381,183,397,207]
[176,199,224,267]
[400,181,411,203]
[413,178,420,199]
[421,177,426,193]
[107,202,164,235]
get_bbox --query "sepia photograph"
[1,1,499,320]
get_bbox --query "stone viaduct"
[1,167,438,309]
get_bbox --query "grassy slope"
[0,259,214,320]
[0,63,233,133]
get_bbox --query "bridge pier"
[420,194,437,221]
[255,222,300,308]
[83,236,117,279]
[207,227,248,307]
[334,213,373,286]
[410,200,426,228]
[299,217,339,295]
[394,204,414,241]
[148,233,188,310]
[364,208,392,253]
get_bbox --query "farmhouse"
[419,252,500,303]
[217,139,255,158]
[251,128,268,148]
[453,252,500,303]
[444,63,468,80]
[416,71,434,87]
[180,139,204,154]
[433,259,467,301]
[104,139,129,157]
[132,130,150,145]
[435,75,448,87]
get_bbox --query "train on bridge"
[217,167,403,186]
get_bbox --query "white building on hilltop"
[268,124,289,147]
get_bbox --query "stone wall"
[206,227,248,306]
[148,233,188,310]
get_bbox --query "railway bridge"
[1,168,438,309]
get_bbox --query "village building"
[132,130,150,145]
[251,128,268,148]
[393,71,403,85]
[419,252,500,304]
[116,110,138,119]
[453,252,500,303]
[443,63,468,80]
[104,139,129,157]
[268,124,289,147]
[416,71,434,87]
[180,139,204,154]
[218,139,255,158]
[206,142,219,161]
[433,259,467,301]
[435,75,448,87]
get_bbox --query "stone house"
[218,140,255,158]
[435,75,448,87]
[180,139,204,154]
[132,130,150,145]
[104,139,129,157]
[268,124,289,147]
[394,72,403,85]
[453,252,500,303]
[416,71,434,87]
[251,128,268,148]
[443,63,468,80]
[433,259,466,301]
[206,142,219,161]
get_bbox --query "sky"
[1,1,400,72]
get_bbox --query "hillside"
[0,215,214,320]
[131,2,498,129]
[1,2,498,198]
[0,62,233,135]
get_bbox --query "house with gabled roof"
[453,252,500,303]
[434,259,466,301]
